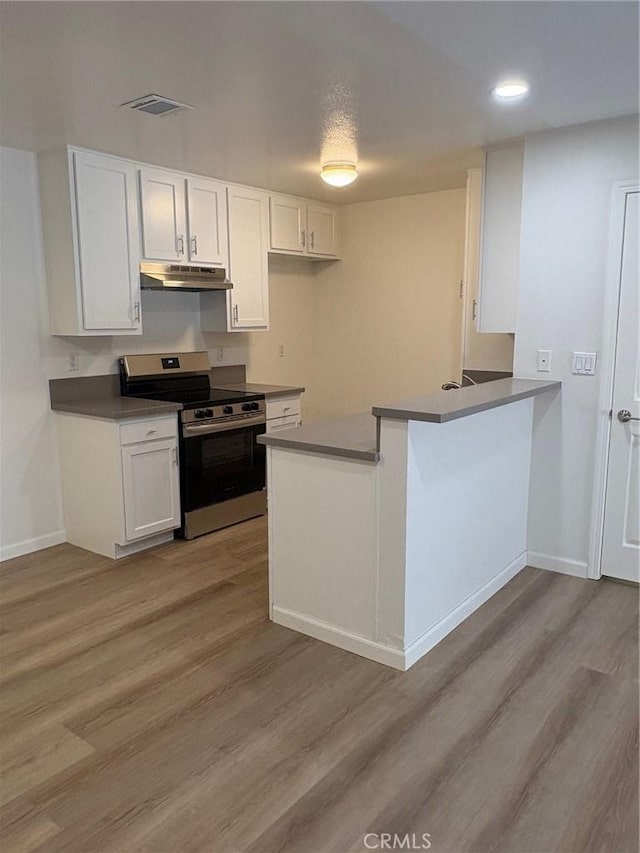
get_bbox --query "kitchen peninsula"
[259,378,561,671]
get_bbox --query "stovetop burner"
[118,352,265,422]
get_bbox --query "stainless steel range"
[119,351,266,540]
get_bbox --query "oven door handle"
[182,415,266,437]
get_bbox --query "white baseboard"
[273,551,527,672]
[114,531,175,559]
[272,606,406,670]
[404,550,528,669]
[0,529,67,562]
[527,551,588,579]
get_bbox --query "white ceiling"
[1,1,637,203]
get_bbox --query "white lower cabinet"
[265,394,302,432]
[121,438,180,541]
[56,412,180,558]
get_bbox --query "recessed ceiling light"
[320,162,358,187]
[492,80,530,100]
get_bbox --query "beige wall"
[313,189,466,418]
[243,256,321,422]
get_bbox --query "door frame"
[588,181,639,580]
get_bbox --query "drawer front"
[266,395,301,420]
[119,415,177,446]
[266,414,301,434]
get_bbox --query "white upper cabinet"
[307,203,338,256]
[477,142,524,334]
[269,193,340,258]
[139,169,229,268]
[462,168,514,372]
[38,147,142,336]
[139,168,188,262]
[186,177,228,266]
[201,186,270,332]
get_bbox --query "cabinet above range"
[139,168,228,268]
[37,145,342,336]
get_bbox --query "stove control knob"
[223,405,233,415]
[204,408,214,418]
[194,409,207,419]
[250,402,260,411]
[241,403,253,412]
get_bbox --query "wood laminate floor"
[0,517,638,853]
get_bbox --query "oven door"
[180,419,266,512]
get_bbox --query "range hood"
[140,263,233,292]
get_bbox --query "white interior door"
[602,190,639,582]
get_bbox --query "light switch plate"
[572,352,597,375]
[537,349,552,372]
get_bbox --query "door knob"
[617,409,639,423]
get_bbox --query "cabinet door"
[228,186,270,329]
[73,151,140,330]
[477,143,523,333]
[139,168,187,261]
[186,177,229,267]
[269,195,305,253]
[307,203,338,256]
[121,438,180,541]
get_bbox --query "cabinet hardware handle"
[233,304,239,323]
[191,235,198,256]
[310,231,315,250]
[301,230,306,248]
[617,409,640,423]
[146,428,158,435]
[172,446,178,465]
[472,299,477,320]
[177,235,185,255]
[134,301,140,322]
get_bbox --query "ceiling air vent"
[120,94,194,117]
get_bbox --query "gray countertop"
[259,378,561,462]
[258,412,378,462]
[52,397,182,420]
[214,382,305,398]
[372,378,561,423]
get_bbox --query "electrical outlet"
[278,344,285,358]
[67,352,79,372]
[216,346,225,362]
[536,349,552,372]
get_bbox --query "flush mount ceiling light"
[492,80,530,100]
[120,93,194,117]
[320,162,358,187]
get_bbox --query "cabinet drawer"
[266,396,301,420]
[119,415,177,446]
[266,414,301,433]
